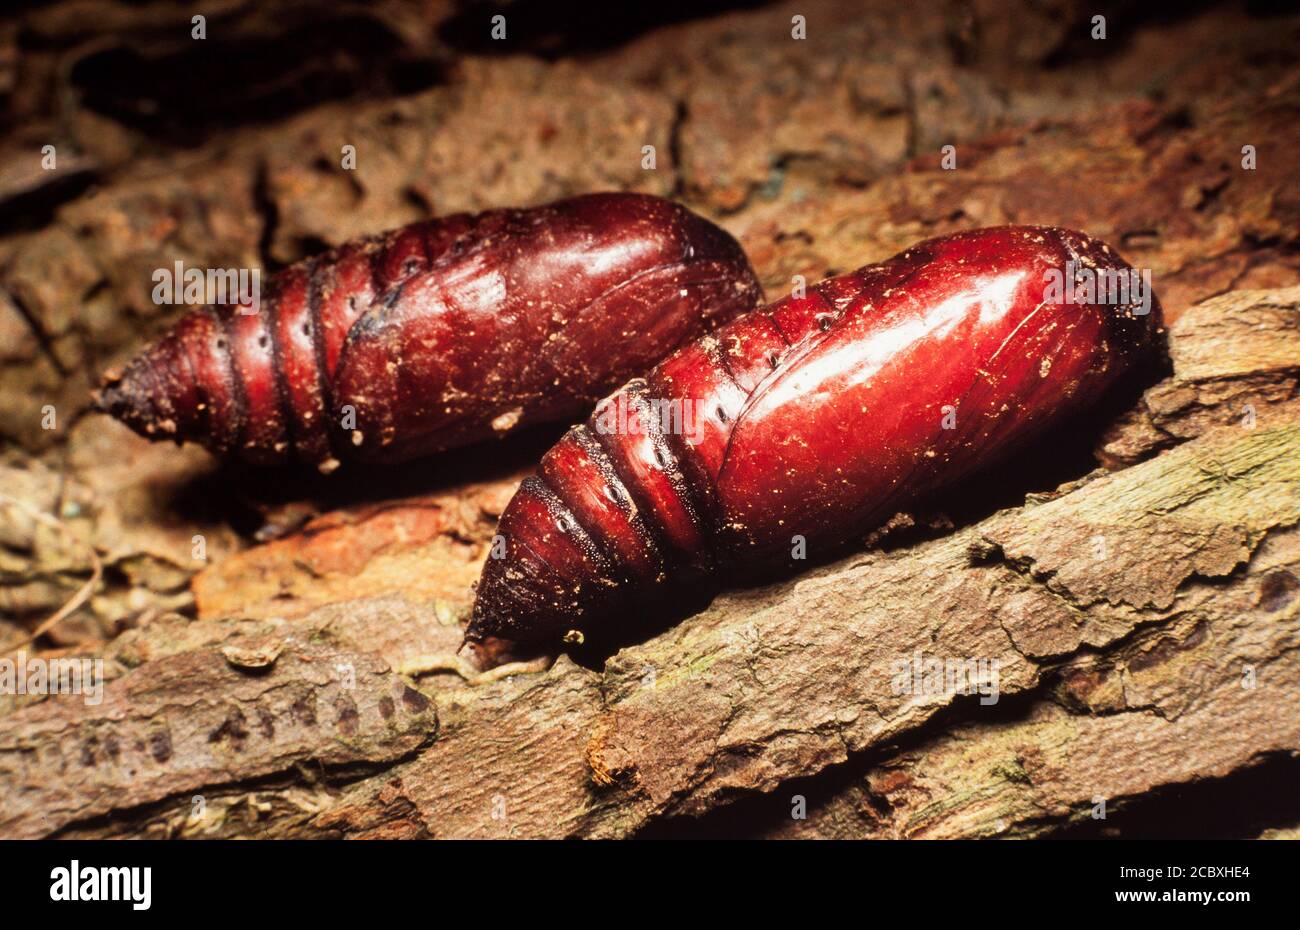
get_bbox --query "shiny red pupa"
[95,193,762,471]
[468,225,1164,644]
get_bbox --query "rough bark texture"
[2,285,1297,838]
[1,0,1299,838]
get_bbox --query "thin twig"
[0,491,102,655]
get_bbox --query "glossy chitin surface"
[96,193,763,468]
[470,226,1164,643]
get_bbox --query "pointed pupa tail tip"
[89,384,119,416]
[90,370,123,415]
[90,363,170,440]
[458,625,485,655]
[92,362,145,422]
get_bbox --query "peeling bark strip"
[0,287,1297,839]
[1099,286,1300,466]
[0,642,437,839]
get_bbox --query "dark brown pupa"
[95,193,763,471]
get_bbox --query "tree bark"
[2,0,1299,840]
[2,285,1296,839]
